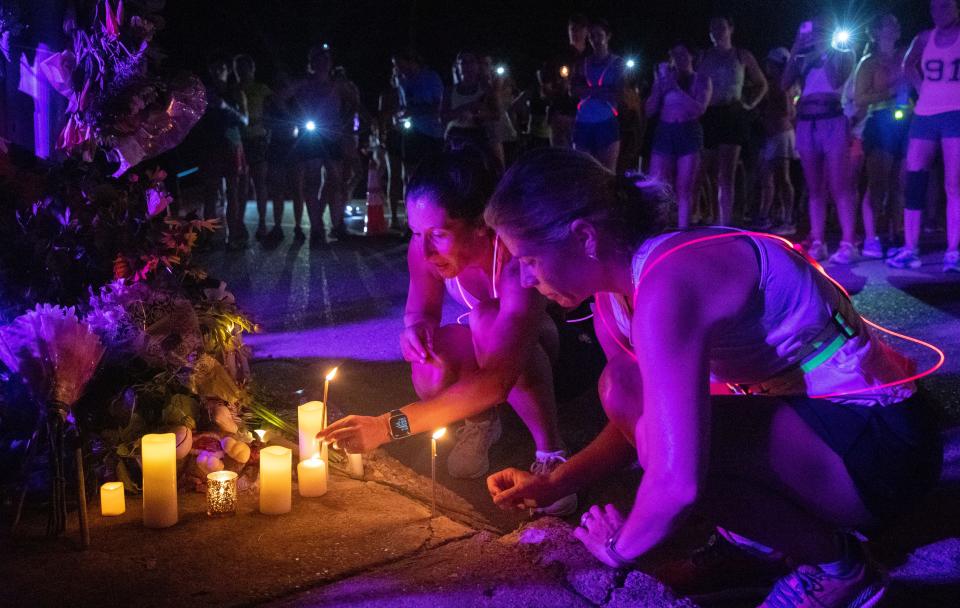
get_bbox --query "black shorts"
[702,103,750,149]
[786,391,942,521]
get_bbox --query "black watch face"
[390,414,410,437]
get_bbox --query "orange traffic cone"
[364,143,388,235]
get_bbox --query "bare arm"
[903,31,929,90]
[853,56,892,109]
[741,50,769,110]
[825,50,855,91]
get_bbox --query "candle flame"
[325,367,338,382]
[432,427,447,440]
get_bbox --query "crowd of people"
[308,5,957,608]
[184,3,958,275]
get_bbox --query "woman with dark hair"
[698,16,768,226]
[318,150,575,514]
[483,148,940,607]
[646,43,712,227]
[572,18,626,170]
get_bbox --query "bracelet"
[604,528,638,568]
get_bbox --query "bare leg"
[251,160,269,230]
[799,151,827,243]
[676,152,701,230]
[942,138,960,252]
[301,159,324,237]
[716,144,741,226]
[594,140,621,173]
[825,148,857,244]
[902,138,940,250]
[775,159,795,226]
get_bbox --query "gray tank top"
[700,48,745,105]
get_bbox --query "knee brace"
[904,170,930,211]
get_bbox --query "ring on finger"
[579,512,592,527]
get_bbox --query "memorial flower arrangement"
[0,2,290,528]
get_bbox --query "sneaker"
[807,240,828,261]
[861,237,884,259]
[943,250,960,273]
[529,451,577,516]
[886,247,921,269]
[653,533,792,601]
[446,412,502,479]
[828,241,859,265]
[773,223,797,237]
[758,561,887,608]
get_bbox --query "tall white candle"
[431,428,446,518]
[142,433,178,528]
[347,452,363,478]
[297,456,328,497]
[260,445,292,515]
[100,482,125,516]
[298,401,325,461]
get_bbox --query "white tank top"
[915,28,960,116]
[447,85,486,130]
[802,60,842,97]
[599,230,915,406]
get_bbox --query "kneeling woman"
[319,150,575,514]
[484,148,941,607]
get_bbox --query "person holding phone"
[782,15,859,264]
[646,44,713,227]
[887,0,960,272]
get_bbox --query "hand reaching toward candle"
[486,467,564,511]
[317,414,391,453]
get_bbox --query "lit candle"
[298,401,325,461]
[347,452,363,478]
[297,455,328,497]
[259,445,292,515]
[322,367,338,418]
[254,429,267,443]
[142,433,178,528]
[431,428,446,517]
[100,482,125,516]
[206,471,238,516]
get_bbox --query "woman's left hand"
[572,503,627,567]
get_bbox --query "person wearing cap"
[755,47,800,234]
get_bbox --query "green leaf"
[162,394,198,427]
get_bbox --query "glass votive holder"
[206,470,238,517]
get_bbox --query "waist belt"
[727,309,858,396]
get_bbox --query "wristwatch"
[604,529,638,568]
[387,409,412,440]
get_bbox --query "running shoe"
[886,247,922,269]
[943,250,960,273]
[861,237,884,259]
[829,241,859,265]
[653,533,793,601]
[758,561,887,608]
[807,240,829,261]
[529,450,578,516]
[447,411,502,479]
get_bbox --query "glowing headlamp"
[495,65,507,76]
[894,109,905,121]
[305,120,317,132]
[625,58,637,69]
[831,28,853,51]
[402,118,413,130]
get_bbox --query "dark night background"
[155,0,931,107]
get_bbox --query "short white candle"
[100,482,125,516]
[259,445,292,515]
[298,401,325,461]
[297,456,328,497]
[142,433,178,528]
[347,452,363,478]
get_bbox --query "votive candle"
[100,482,125,516]
[206,471,238,516]
[347,452,363,478]
[297,456,328,497]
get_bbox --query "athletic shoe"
[861,237,884,259]
[943,250,960,273]
[807,240,829,261]
[529,450,578,516]
[446,412,502,479]
[828,241,859,265]
[758,561,887,608]
[886,247,922,269]
[773,223,797,237]
[652,533,792,601]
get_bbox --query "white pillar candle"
[297,456,328,497]
[259,445,292,515]
[346,452,363,478]
[298,401,325,461]
[142,433,178,528]
[100,482,125,516]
